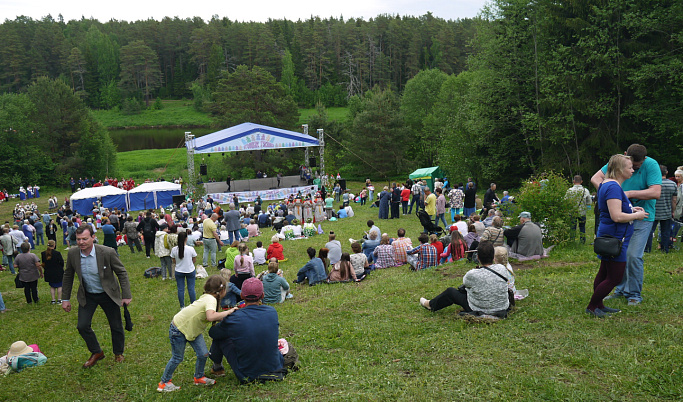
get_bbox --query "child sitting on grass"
[261,259,291,304]
[219,268,242,308]
[253,241,267,265]
[157,275,236,392]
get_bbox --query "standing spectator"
[408,180,422,214]
[400,184,410,215]
[424,187,437,224]
[1,228,17,274]
[124,216,142,253]
[378,186,391,219]
[463,182,477,219]
[587,154,648,317]
[15,242,43,304]
[46,219,58,243]
[171,232,198,308]
[591,144,661,306]
[434,188,447,228]
[645,165,677,253]
[155,224,173,280]
[565,175,592,243]
[41,240,64,304]
[34,218,44,247]
[201,213,223,268]
[138,211,159,258]
[390,183,401,219]
[101,219,118,254]
[448,184,465,223]
[482,183,499,217]
[224,204,242,244]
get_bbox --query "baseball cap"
[241,278,264,301]
[518,211,531,219]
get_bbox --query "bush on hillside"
[511,171,575,244]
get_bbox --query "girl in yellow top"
[157,275,237,392]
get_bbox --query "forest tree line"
[0,12,474,109]
[1,0,681,188]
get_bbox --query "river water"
[109,127,216,151]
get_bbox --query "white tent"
[70,186,129,215]
[128,181,182,211]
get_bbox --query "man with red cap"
[208,278,289,383]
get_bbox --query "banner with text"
[210,185,318,204]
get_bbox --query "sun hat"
[7,341,33,358]
[241,278,264,302]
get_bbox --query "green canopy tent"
[409,166,444,191]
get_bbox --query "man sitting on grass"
[293,247,327,286]
[209,278,296,383]
[406,233,437,271]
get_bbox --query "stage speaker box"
[338,179,346,191]
[199,164,207,175]
[309,157,317,167]
[172,194,185,206]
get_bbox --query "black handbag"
[15,275,24,288]
[594,235,623,259]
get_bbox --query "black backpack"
[142,219,153,236]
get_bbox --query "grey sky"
[2,0,488,22]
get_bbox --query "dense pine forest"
[0,0,681,188]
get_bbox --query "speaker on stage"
[200,164,207,175]
[172,194,185,206]
[338,179,346,191]
[309,157,316,167]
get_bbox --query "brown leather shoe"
[83,352,105,368]
[114,354,125,363]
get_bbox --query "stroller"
[416,210,445,236]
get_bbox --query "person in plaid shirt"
[407,233,437,271]
[391,228,413,265]
[373,235,397,269]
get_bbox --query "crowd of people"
[1,144,681,388]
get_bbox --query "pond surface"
[109,127,216,151]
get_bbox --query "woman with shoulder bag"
[587,154,648,317]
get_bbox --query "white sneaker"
[419,297,431,310]
[157,381,180,392]
[348,238,356,244]
[194,376,216,386]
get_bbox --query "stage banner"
[209,185,318,204]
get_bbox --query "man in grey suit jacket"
[62,225,132,368]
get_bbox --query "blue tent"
[187,122,319,153]
[70,186,128,216]
[128,181,182,211]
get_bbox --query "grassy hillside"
[92,100,216,128]
[0,191,681,400]
[92,101,349,129]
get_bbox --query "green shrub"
[152,97,164,110]
[512,171,575,244]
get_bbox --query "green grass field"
[0,189,681,400]
[91,101,349,129]
[297,107,349,125]
[92,100,216,129]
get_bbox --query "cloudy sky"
[2,0,488,22]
